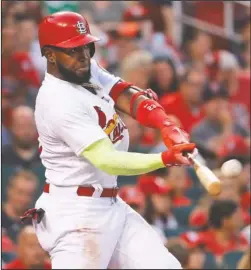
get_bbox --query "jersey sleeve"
[91,59,120,94]
[90,59,132,102]
[53,102,107,156]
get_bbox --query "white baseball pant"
[33,184,182,269]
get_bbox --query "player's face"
[54,44,91,84]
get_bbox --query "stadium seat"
[2,165,18,201]
[185,186,205,202]
[221,251,244,269]
[164,227,188,238]
[2,252,17,264]
[172,205,195,227]
[186,167,201,186]
[118,175,138,187]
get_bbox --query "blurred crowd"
[2,1,250,269]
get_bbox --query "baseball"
[221,159,243,177]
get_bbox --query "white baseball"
[221,159,243,177]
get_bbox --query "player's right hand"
[161,121,190,148]
[161,143,196,167]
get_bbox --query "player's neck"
[47,64,63,81]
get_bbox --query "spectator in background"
[2,170,39,243]
[15,14,37,53]
[2,87,17,147]
[119,185,145,215]
[107,21,141,75]
[189,166,250,231]
[119,113,144,151]
[240,42,250,73]
[12,13,47,77]
[2,230,17,265]
[205,200,248,255]
[2,14,41,90]
[138,169,178,242]
[191,84,250,165]
[165,238,189,268]
[164,167,192,207]
[149,55,179,97]
[232,42,251,115]
[120,49,156,150]
[182,200,248,257]
[233,14,250,68]
[2,1,27,24]
[24,1,43,24]
[206,49,250,120]
[120,49,153,89]
[10,14,41,88]
[2,20,16,56]
[237,247,250,270]
[2,106,40,169]
[165,238,206,269]
[182,29,212,69]
[4,226,51,269]
[160,67,206,133]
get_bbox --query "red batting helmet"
[38,11,100,57]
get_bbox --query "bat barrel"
[187,153,221,196]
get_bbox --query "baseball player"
[30,11,196,269]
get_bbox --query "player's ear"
[43,47,56,64]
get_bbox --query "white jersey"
[35,59,129,187]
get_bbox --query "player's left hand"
[161,120,190,148]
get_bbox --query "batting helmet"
[38,11,100,57]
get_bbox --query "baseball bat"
[187,153,221,196]
[162,128,221,195]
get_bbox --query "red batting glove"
[161,120,190,148]
[161,143,196,166]
[135,99,190,147]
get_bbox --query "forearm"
[81,138,165,176]
[112,83,191,147]
[116,86,177,130]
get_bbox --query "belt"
[43,183,119,198]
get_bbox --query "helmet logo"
[76,21,87,34]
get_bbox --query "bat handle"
[186,152,201,169]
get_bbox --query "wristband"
[110,81,132,103]
[130,89,159,116]
[135,99,174,129]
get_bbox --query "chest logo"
[94,106,127,144]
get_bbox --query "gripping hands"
[161,143,196,166]
[160,120,190,148]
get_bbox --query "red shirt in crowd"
[181,229,249,256]
[172,196,192,207]
[231,72,251,113]
[2,51,40,89]
[4,259,51,269]
[160,92,205,133]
